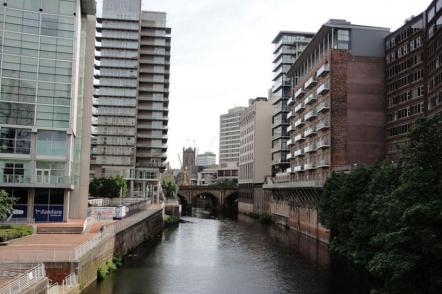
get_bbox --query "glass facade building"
[0,0,96,221]
[271,32,313,176]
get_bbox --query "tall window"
[36,130,66,156]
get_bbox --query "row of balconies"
[285,160,330,174]
[0,174,72,186]
[286,137,331,160]
[287,102,331,134]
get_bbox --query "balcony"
[294,103,305,113]
[317,63,330,77]
[294,165,304,172]
[287,139,295,146]
[294,133,305,142]
[316,101,330,113]
[316,160,330,168]
[287,97,295,106]
[287,125,294,133]
[316,121,330,131]
[304,163,315,170]
[286,153,294,160]
[294,88,305,99]
[316,81,330,96]
[304,110,318,121]
[304,143,317,153]
[287,111,293,120]
[317,138,330,149]
[303,126,316,137]
[294,148,304,157]
[304,94,317,105]
[304,76,317,89]
[294,118,305,128]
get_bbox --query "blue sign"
[34,205,64,222]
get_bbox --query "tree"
[0,190,15,220]
[89,176,128,198]
[162,175,178,199]
[319,115,442,294]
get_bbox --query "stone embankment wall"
[42,209,164,290]
[239,194,329,243]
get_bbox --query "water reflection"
[86,215,331,294]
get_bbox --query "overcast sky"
[139,0,427,168]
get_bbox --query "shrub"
[0,225,33,242]
[163,214,179,227]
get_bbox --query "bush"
[0,225,33,242]
[163,214,179,227]
[89,176,127,198]
[97,258,119,280]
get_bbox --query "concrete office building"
[271,32,313,176]
[238,97,272,213]
[219,106,246,166]
[91,0,170,200]
[265,19,390,242]
[0,0,96,221]
[196,151,216,167]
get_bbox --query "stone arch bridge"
[178,185,238,208]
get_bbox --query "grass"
[0,225,33,242]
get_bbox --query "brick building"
[265,19,390,243]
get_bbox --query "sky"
[139,0,427,168]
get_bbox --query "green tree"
[89,176,128,198]
[319,115,442,294]
[162,175,178,199]
[0,189,15,220]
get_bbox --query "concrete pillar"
[130,180,134,197]
[27,188,35,221]
[142,182,146,199]
[64,190,70,222]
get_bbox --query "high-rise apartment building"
[91,0,170,199]
[286,20,389,186]
[271,32,313,176]
[265,20,389,242]
[0,0,96,221]
[219,106,246,166]
[238,98,272,213]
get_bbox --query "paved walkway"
[0,207,162,263]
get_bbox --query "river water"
[85,211,369,294]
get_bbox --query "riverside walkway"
[0,206,162,263]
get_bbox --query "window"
[0,127,31,154]
[0,160,30,183]
[1,78,36,103]
[337,30,350,41]
[0,102,34,126]
[36,131,67,156]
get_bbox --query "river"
[85,210,370,294]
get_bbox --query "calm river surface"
[85,212,368,294]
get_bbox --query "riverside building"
[0,0,96,221]
[271,31,313,176]
[219,106,246,166]
[238,97,272,214]
[91,0,170,200]
[265,19,390,242]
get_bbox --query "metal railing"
[0,263,46,294]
